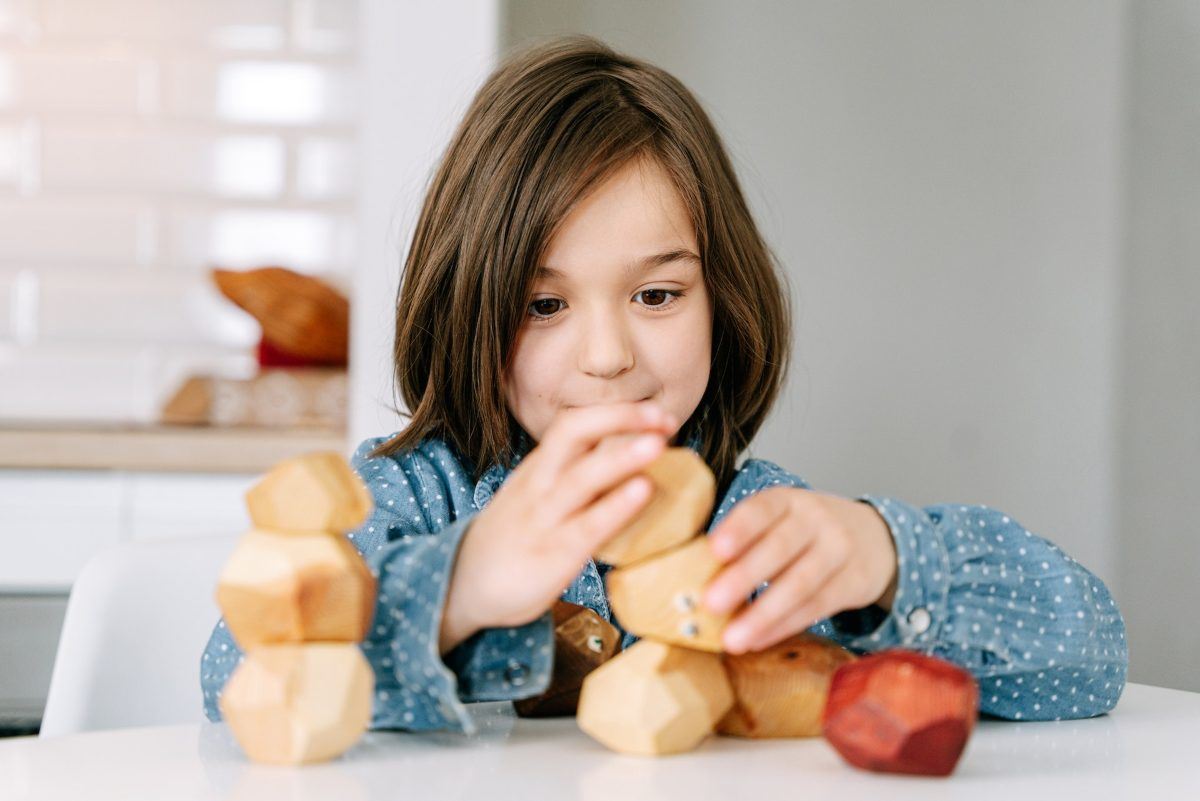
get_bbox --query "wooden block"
[822,649,980,776]
[606,537,731,652]
[216,528,377,648]
[245,451,372,532]
[594,447,716,567]
[219,642,373,765]
[717,632,858,738]
[514,600,622,718]
[577,639,734,756]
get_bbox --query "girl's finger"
[762,578,851,651]
[703,516,816,614]
[565,473,657,557]
[706,488,792,563]
[721,546,846,653]
[532,401,676,479]
[546,431,668,520]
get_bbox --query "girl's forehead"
[539,159,698,278]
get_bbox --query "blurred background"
[0,0,1195,734]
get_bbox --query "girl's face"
[504,155,713,443]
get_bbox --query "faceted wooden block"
[515,601,622,718]
[577,639,734,756]
[822,649,980,776]
[219,643,373,765]
[717,632,858,738]
[606,537,730,652]
[245,451,372,533]
[594,447,716,567]
[216,528,377,648]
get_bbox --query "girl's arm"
[199,438,555,735]
[715,459,1129,721]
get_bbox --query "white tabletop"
[2,682,1197,801]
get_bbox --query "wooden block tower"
[214,451,377,765]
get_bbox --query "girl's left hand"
[702,486,899,654]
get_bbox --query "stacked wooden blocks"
[565,446,978,776]
[214,452,378,765]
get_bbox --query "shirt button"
[907,607,932,634]
[504,661,529,686]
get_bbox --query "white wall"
[504,1,1125,591]
[1117,0,1200,692]
[350,0,500,448]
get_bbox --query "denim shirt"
[201,431,1128,734]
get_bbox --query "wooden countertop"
[0,423,348,473]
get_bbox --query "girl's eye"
[635,288,685,310]
[525,289,686,323]
[527,298,564,319]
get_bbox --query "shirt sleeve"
[714,458,1130,722]
[199,438,554,735]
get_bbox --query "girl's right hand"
[438,401,678,653]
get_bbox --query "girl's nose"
[577,314,635,378]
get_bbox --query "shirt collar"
[471,425,703,511]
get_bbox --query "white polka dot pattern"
[199,438,1128,730]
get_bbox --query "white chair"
[39,535,239,737]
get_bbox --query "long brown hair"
[370,35,792,497]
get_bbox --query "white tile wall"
[0,0,361,424]
[40,125,287,198]
[40,0,291,50]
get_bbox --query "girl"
[201,36,1127,734]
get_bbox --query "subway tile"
[164,58,357,126]
[40,0,288,51]
[291,0,358,54]
[35,269,260,347]
[0,342,255,423]
[0,50,148,114]
[168,206,354,273]
[0,270,13,338]
[0,198,155,265]
[0,343,160,422]
[0,121,23,188]
[0,0,37,39]
[41,124,285,198]
[295,136,355,200]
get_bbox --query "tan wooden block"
[606,537,731,652]
[219,643,373,765]
[245,451,372,532]
[514,600,622,718]
[216,528,377,648]
[594,447,716,567]
[577,639,734,756]
[717,632,858,738]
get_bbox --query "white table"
[1,682,1197,800]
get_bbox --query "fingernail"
[723,625,748,652]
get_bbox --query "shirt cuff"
[825,496,953,653]
[362,512,554,734]
[442,611,555,703]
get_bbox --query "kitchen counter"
[0,424,346,473]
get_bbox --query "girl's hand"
[439,401,678,653]
[701,487,899,654]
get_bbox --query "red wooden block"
[822,649,979,777]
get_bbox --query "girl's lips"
[565,395,653,409]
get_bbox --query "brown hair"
[370,35,792,497]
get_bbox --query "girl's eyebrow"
[536,248,701,280]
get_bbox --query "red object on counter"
[821,649,979,777]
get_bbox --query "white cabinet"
[0,469,256,591]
